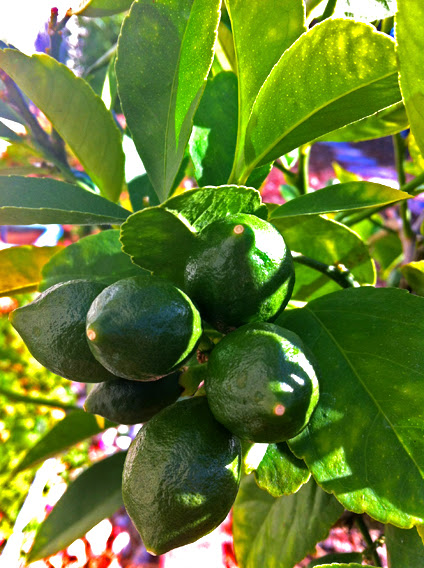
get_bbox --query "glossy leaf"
[189,71,238,186]
[72,0,133,17]
[271,182,410,220]
[127,174,160,213]
[40,230,146,291]
[278,288,424,527]
[120,207,196,289]
[0,246,60,296]
[233,475,343,568]
[255,442,310,497]
[306,553,363,567]
[162,185,267,231]
[400,261,424,296]
[28,452,126,562]
[116,0,221,201]
[236,20,401,183]
[334,0,396,21]
[318,103,409,143]
[386,525,424,568]
[272,216,375,301]
[14,410,115,474]
[227,0,305,179]
[396,0,424,157]
[0,177,130,225]
[0,50,125,202]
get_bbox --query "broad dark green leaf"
[72,0,133,17]
[317,103,409,143]
[334,0,396,21]
[116,0,221,201]
[311,565,363,568]
[396,1,424,156]
[0,246,60,296]
[120,207,196,288]
[0,120,21,142]
[279,288,424,527]
[127,175,160,213]
[0,50,125,201]
[14,410,115,474]
[189,71,238,186]
[236,20,401,183]
[386,525,424,568]
[400,261,424,296]
[233,475,343,568]
[162,185,266,231]
[270,182,410,219]
[40,230,146,291]
[272,216,375,301]
[226,0,305,182]
[0,176,130,225]
[28,452,126,562]
[306,553,363,567]
[255,442,310,497]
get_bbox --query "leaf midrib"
[307,305,424,478]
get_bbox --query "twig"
[317,0,338,21]
[292,252,361,288]
[296,145,311,195]
[0,385,79,411]
[354,514,383,567]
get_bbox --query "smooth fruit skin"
[84,372,183,424]
[9,280,120,383]
[205,322,319,443]
[86,274,202,381]
[184,213,294,332]
[122,396,242,555]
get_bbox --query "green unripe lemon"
[206,322,319,443]
[84,372,182,424]
[86,275,202,381]
[184,213,294,332]
[122,396,242,555]
[9,280,120,383]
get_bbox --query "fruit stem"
[292,252,361,288]
[0,385,79,411]
[354,514,383,567]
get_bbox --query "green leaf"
[0,99,24,123]
[116,0,221,201]
[306,553,363,568]
[126,174,160,213]
[400,261,424,296]
[189,71,238,186]
[226,0,305,180]
[396,1,424,158]
[278,287,424,527]
[386,525,424,568]
[317,103,409,143]
[120,207,196,289]
[28,451,126,562]
[0,176,130,225]
[0,246,60,296]
[72,0,133,17]
[255,442,310,497]
[40,230,146,291]
[334,0,396,21]
[14,410,115,474]
[0,50,125,201]
[162,185,266,231]
[233,475,343,568]
[0,120,21,142]
[310,565,363,568]
[236,20,401,183]
[272,216,375,302]
[271,182,410,220]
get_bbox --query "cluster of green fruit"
[10,213,320,555]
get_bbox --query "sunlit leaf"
[0,50,125,201]
[72,0,133,17]
[279,288,424,527]
[400,261,424,296]
[116,0,221,201]
[0,245,60,296]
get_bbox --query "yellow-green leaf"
[0,245,61,296]
[72,0,133,17]
[0,50,125,202]
[401,261,424,296]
